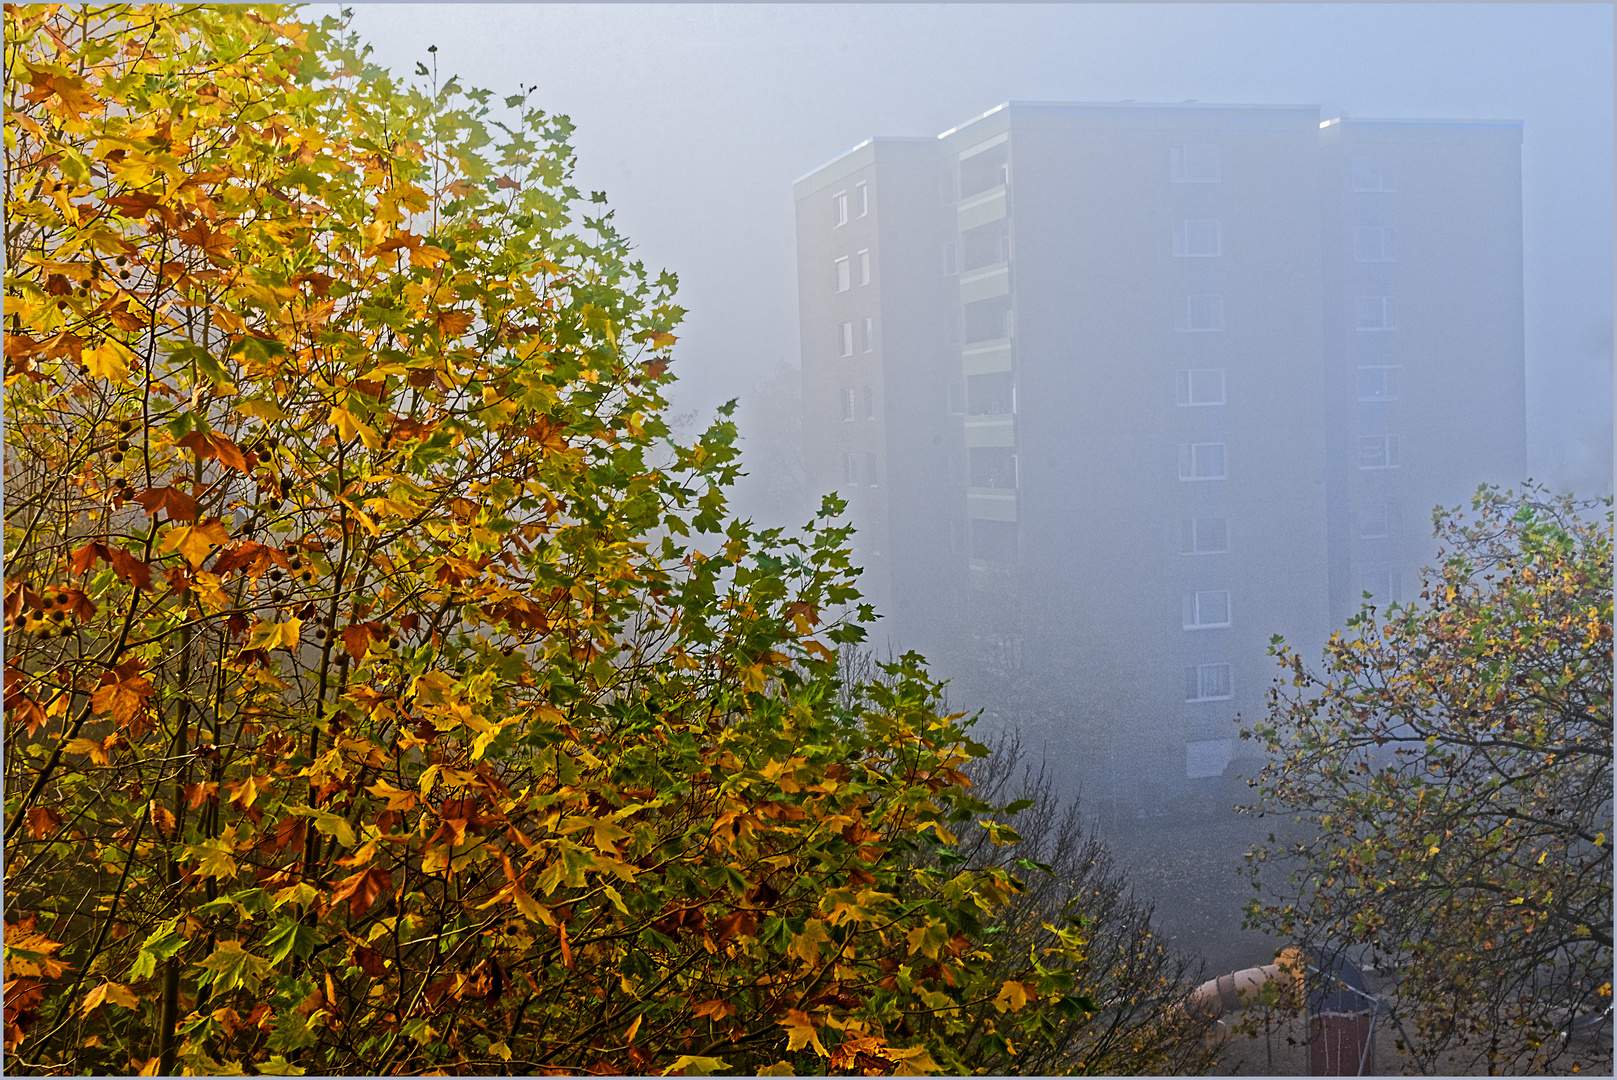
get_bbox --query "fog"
[344,3,1613,973]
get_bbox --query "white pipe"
[1188,947,1304,1017]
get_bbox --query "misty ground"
[1092,770,1283,979]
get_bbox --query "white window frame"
[840,387,857,422]
[946,382,966,416]
[862,385,875,420]
[1183,590,1232,630]
[1178,442,1227,481]
[1186,662,1233,702]
[1358,434,1401,470]
[1357,365,1400,401]
[832,190,849,227]
[865,452,879,487]
[1352,157,1395,192]
[857,249,871,286]
[1171,145,1221,184]
[838,321,853,358]
[1354,296,1395,331]
[855,181,868,218]
[835,257,850,293]
[841,452,858,485]
[1180,517,1228,555]
[1173,219,1222,258]
[1176,368,1226,406]
[1354,225,1395,262]
[1362,569,1403,605]
[861,316,874,353]
[943,240,959,277]
[1181,295,1225,332]
[1359,501,1399,540]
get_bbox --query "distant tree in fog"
[733,360,807,528]
[1241,485,1613,1075]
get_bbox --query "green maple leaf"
[194,939,271,994]
[262,916,324,965]
[185,837,239,881]
[127,920,188,980]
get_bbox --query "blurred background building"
[794,102,1525,820]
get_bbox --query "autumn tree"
[3,5,1105,1076]
[1240,485,1613,1075]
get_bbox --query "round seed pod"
[118,419,133,433]
[257,449,271,463]
[110,451,123,464]
[269,569,283,582]
[314,627,327,641]
[49,610,64,623]
[117,439,130,452]
[289,556,303,571]
[119,270,131,280]
[115,256,128,267]
[270,590,285,603]
[55,593,69,605]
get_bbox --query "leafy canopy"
[3,5,1100,1075]
[1241,485,1613,1075]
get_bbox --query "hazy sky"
[343,3,1614,494]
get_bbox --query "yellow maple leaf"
[887,1045,942,1076]
[992,979,1031,1013]
[365,779,418,812]
[82,340,132,383]
[161,519,230,568]
[410,244,450,267]
[780,1009,827,1056]
[244,618,302,651]
[80,980,139,1016]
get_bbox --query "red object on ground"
[1310,1010,1375,1075]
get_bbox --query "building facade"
[793,103,1525,815]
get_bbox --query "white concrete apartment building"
[794,102,1525,816]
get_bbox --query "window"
[1173,219,1222,257]
[1359,501,1401,539]
[862,385,875,420]
[1354,296,1395,330]
[971,519,1017,563]
[963,296,1012,343]
[841,452,858,485]
[834,257,850,292]
[960,220,1010,271]
[1180,517,1228,555]
[857,249,870,286]
[959,141,1009,198]
[1357,365,1400,401]
[860,317,873,353]
[1352,157,1395,192]
[946,382,965,415]
[967,371,1014,415]
[969,447,1016,489]
[865,452,879,486]
[1179,442,1227,481]
[1176,368,1226,406]
[855,181,868,217]
[1358,435,1400,469]
[838,321,853,358]
[1183,590,1232,630]
[938,169,956,207]
[832,191,848,227]
[943,241,959,276]
[1362,570,1403,605]
[1354,226,1395,262]
[840,387,857,422]
[1185,663,1233,701]
[1180,295,1224,332]
[1171,145,1220,184]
